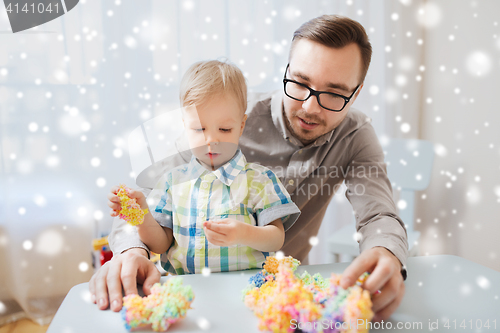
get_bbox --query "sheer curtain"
[0,0,401,324]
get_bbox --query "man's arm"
[341,121,408,321]
[343,123,409,272]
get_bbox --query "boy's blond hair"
[180,59,247,114]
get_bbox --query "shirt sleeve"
[250,168,301,231]
[344,122,409,276]
[147,172,173,229]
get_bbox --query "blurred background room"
[0,0,499,330]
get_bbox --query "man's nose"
[302,95,322,114]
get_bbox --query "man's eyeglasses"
[283,64,360,112]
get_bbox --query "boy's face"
[183,94,247,170]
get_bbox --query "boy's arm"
[137,213,173,254]
[241,219,285,252]
[203,218,284,252]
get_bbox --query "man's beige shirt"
[109,90,409,272]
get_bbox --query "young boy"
[110,60,300,275]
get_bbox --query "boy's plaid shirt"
[147,149,300,275]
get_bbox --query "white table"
[47,255,500,332]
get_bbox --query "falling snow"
[0,2,499,324]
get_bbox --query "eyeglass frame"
[283,63,361,112]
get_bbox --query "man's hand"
[107,186,148,217]
[88,248,161,312]
[203,218,246,247]
[340,246,405,322]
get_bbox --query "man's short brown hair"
[290,15,372,84]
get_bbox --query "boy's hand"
[203,218,247,247]
[107,186,147,217]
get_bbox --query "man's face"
[283,39,364,145]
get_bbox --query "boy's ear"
[240,114,248,136]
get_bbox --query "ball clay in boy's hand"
[116,184,149,226]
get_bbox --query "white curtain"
[8,0,498,326]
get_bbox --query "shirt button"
[202,182,208,189]
[298,150,302,154]
[199,212,205,217]
[196,244,203,250]
[288,179,294,185]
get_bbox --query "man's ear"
[240,114,248,136]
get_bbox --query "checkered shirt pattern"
[147,149,300,275]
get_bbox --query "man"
[90,15,408,322]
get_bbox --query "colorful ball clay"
[263,256,301,274]
[117,184,149,226]
[243,256,374,333]
[121,277,194,332]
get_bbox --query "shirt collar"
[270,90,335,148]
[313,128,335,146]
[188,149,246,186]
[271,91,291,141]
[187,155,209,180]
